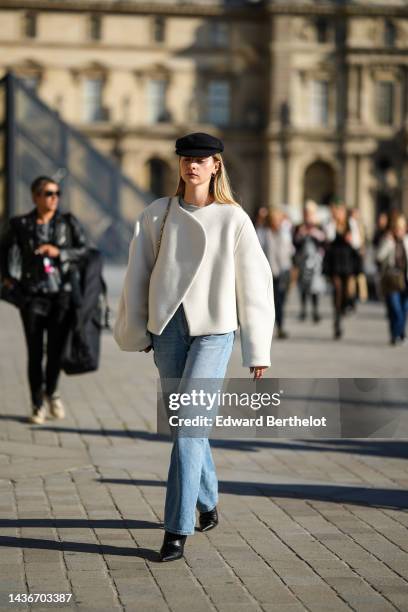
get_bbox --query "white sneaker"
[29,404,47,424]
[46,394,66,420]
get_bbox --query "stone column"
[360,66,371,127]
[401,158,408,219]
[347,64,362,126]
[267,141,284,208]
[357,155,375,235]
[344,152,357,208]
[287,149,303,219]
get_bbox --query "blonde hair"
[304,199,318,224]
[304,199,317,214]
[174,153,240,206]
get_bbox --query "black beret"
[175,132,224,157]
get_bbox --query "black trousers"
[273,272,290,330]
[331,274,351,330]
[20,293,73,407]
[300,290,319,316]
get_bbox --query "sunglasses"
[42,190,61,197]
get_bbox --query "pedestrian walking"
[293,200,326,323]
[348,207,368,306]
[0,176,87,424]
[264,208,294,339]
[376,214,408,345]
[253,206,269,253]
[372,212,389,250]
[114,132,275,562]
[322,203,361,339]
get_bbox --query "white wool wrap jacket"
[114,196,275,367]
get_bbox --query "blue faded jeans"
[151,303,235,535]
[385,289,408,341]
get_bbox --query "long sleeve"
[376,236,393,266]
[59,214,88,263]
[235,217,275,368]
[0,219,17,279]
[113,210,155,351]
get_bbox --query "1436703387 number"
[9,593,73,604]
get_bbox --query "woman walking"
[293,200,326,323]
[114,133,275,562]
[322,203,361,339]
[0,176,87,423]
[253,205,270,253]
[376,214,408,345]
[264,208,294,339]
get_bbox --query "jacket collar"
[24,208,63,246]
[27,207,62,223]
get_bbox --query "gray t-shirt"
[179,197,215,212]
[36,221,52,244]
[35,221,62,294]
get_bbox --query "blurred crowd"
[253,201,408,346]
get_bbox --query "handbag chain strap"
[153,197,171,266]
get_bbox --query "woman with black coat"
[0,176,87,423]
[323,203,362,339]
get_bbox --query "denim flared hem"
[163,525,195,536]
[196,501,218,514]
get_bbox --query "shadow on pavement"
[0,519,160,529]
[7,421,407,459]
[0,414,30,423]
[98,478,408,510]
[288,335,387,348]
[0,536,159,561]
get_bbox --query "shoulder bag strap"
[153,197,171,266]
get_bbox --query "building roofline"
[0,0,406,18]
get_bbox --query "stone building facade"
[1,0,407,233]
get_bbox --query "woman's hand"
[250,366,268,380]
[2,277,15,289]
[35,244,60,258]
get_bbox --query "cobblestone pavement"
[0,271,407,611]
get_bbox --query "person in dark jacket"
[372,212,389,250]
[323,203,361,339]
[0,176,87,424]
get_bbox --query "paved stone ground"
[0,269,407,611]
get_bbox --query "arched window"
[304,161,335,205]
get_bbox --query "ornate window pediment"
[134,63,171,83]
[12,59,43,90]
[71,62,108,82]
[370,66,401,81]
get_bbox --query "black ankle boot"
[334,321,342,339]
[159,531,187,562]
[199,507,218,532]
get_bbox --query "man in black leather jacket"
[0,176,87,424]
